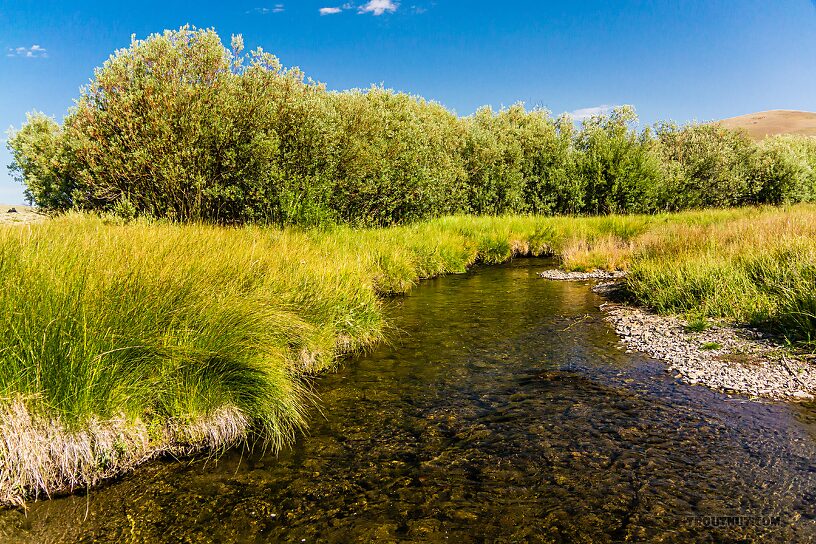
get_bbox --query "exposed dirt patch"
[0,205,45,226]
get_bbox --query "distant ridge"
[716,110,816,140]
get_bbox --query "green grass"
[623,204,816,344]
[684,317,711,333]
[3,204,816,504]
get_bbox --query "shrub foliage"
[8,27,816,225]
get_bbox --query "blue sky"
[1,0,816,203]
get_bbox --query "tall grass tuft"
[0,212,604,503]
[624,205,816,344]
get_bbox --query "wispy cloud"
[319,1,399,16]
[569,104,616,121]
[246,4,284,15]
[319,2,355,15]
[6,45,47,58]
[358,0,398,15]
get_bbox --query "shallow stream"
[2,258,816,542]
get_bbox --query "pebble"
[538,269,625,281]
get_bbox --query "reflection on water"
[2,259,816,543]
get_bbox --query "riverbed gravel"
[539,269,816,401]
[538,269,626,281]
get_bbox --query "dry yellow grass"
[560,235,634,272]
[0,401,249,507]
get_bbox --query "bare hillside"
[717,110,816,140]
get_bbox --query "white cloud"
[247,5,284,14]
[7,44,47,58]
[569,104,615,121]
[319,1,397,16]
[358,0,398,15]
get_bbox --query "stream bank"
[540,269,816,401]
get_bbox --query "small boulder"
[6,208,17,213]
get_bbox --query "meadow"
[2,205,816,504]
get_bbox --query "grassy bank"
[2,205,816,505]
[623,208,816,343]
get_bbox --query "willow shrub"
[6,28,341,225]
[652,122,759,210]
[7,26,816,226]
[64,29,340,224]
[7,112,71,210]
[461,105,576,215]
[327,87,467,226]
[751,135,816,204]
[573,106,663,214]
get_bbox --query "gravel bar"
[540,269,816,401]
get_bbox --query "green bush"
[462,105,576,215]
[462,105,530,214]
[573,106,662,214]
[8,26,816,226]
[751,135,816,204]
[7,112,74,211]
[62,28,322,224]
[328,87,467,226]
[653,122,757,209]
[521,114,578,215]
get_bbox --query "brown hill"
[716,110,816,140]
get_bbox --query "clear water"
[3,258,816,543]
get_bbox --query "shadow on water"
[3,258,816,543]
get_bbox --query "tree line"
[8,27,816,226]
